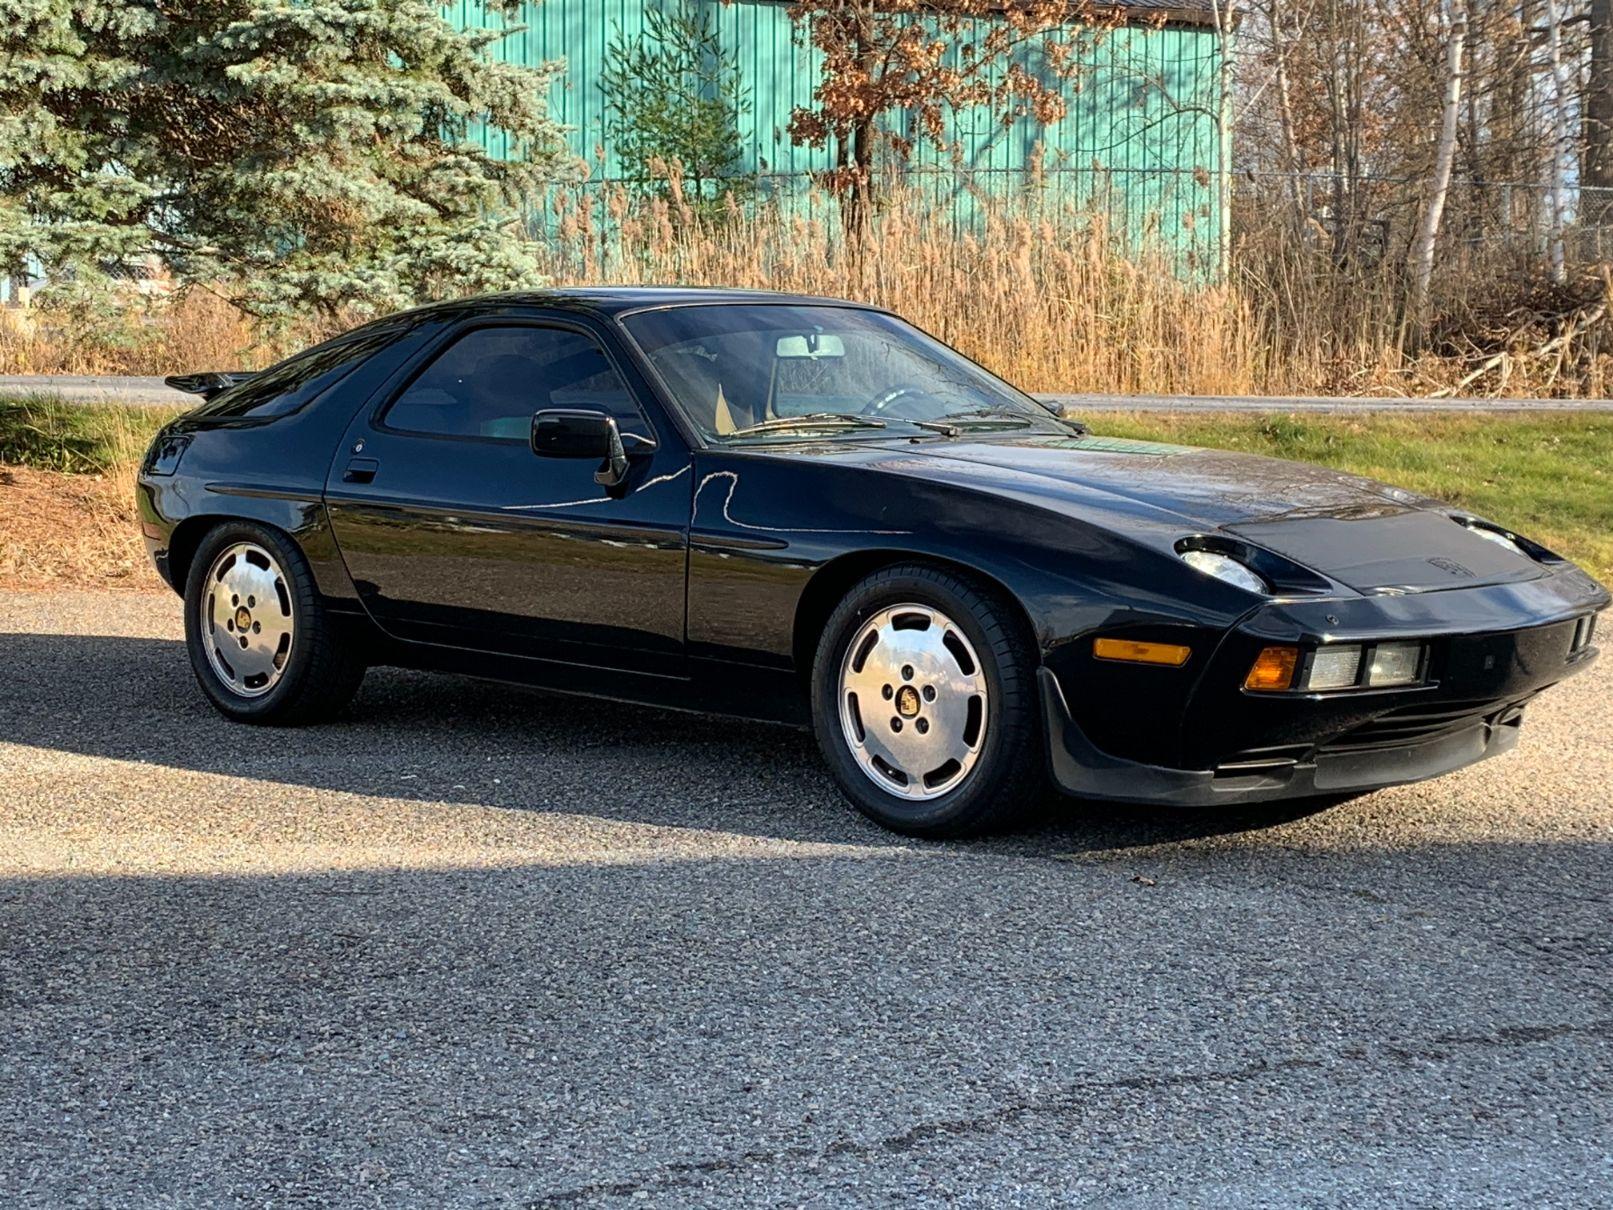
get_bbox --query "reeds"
[535,176,1610,397]
[3,178,1606,397]
[0,289,295,377]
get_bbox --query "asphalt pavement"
[2,591,1610,1206]
[5,373,1613,413]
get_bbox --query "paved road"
[2,591,1610,1206]
[5,372,1612,413]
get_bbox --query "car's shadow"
[1,632,1339,853]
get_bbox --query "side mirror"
[531,408,652,489]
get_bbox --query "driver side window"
[384,325,648,441]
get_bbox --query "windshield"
[619,304,1065,441]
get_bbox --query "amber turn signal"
[1093,638,1192,667]
[1244,645,1300,692]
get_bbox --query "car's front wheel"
[183,522,366,724]
[811,564,1046,837]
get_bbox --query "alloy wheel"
[836,603,989,800]
[200,541,295,698]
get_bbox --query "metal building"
[444,0,1226,264]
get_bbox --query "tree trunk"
[1585,0,1613,221]
[1542,0,1573,283]
[840,14,877,239]
[1269,0,1306,232]
[848,114,874,230]
[1461,5,1486,239]
[1276,72,1305,230]
[1326,0,1349,264]
[1409,0,1467,321]
[1211,0,1236,278]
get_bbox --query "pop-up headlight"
[1180,549,1269,595]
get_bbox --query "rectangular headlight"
[1301,645,1362,691]
[1366,642,1424,687]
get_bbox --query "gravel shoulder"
[2,591,1610,1206]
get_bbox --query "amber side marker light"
[1093,638,1192,667]
[1244,645,1300,692]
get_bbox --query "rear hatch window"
[189,323,409,420]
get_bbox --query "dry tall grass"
[545,188,1270,395]
[538,181,1611,397]
[3,182,1607,396]
[0,290,294,376]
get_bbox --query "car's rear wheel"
[183,522,366,724]
[811,564,1046,837]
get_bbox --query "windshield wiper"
[723,413,888,438]
[931,409,1035,431]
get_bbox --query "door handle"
[343,457,379,484]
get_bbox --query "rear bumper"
[1040,668,1525,806]
[136,476,183,592]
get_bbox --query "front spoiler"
[1038,668,1523,807]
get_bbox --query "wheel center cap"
[895,685,921,718]
[235,606,252,631]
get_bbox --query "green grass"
[1091,411,1613,583]
[2,397,1607,583]
[0,395,182,474]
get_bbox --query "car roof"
[393,286,887,321]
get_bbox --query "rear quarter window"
[192,323,411,420]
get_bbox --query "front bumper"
[1042,570,1607,806]
[1041,666,1527,806]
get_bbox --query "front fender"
[685,449,1252,666]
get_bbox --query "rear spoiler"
[164,371,257,401]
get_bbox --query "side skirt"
[365,632,810,727]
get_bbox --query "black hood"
[897,433,1430,525]
[805,433,1547,594]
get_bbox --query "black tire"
[183,521,366,725]
[810,563,1046,837]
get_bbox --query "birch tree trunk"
[1269,0,1307,231]
[1210,0,1237,279]
[1541,0,1573,282]
[1408,0,1467,320]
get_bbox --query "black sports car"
[140,288,1608,836]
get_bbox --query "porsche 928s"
[139,289,1608,835]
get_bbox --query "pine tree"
[0,0,569,321]
[599,1,752,209]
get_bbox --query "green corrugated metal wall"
[442,0,1222,263]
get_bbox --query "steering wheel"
[862,383,936,418]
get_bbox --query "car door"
[323,316,692,677]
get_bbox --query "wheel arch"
[164,501,355,606]
[165,514,225,595]
[168,513,308,595]
[791,549,1041,686]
